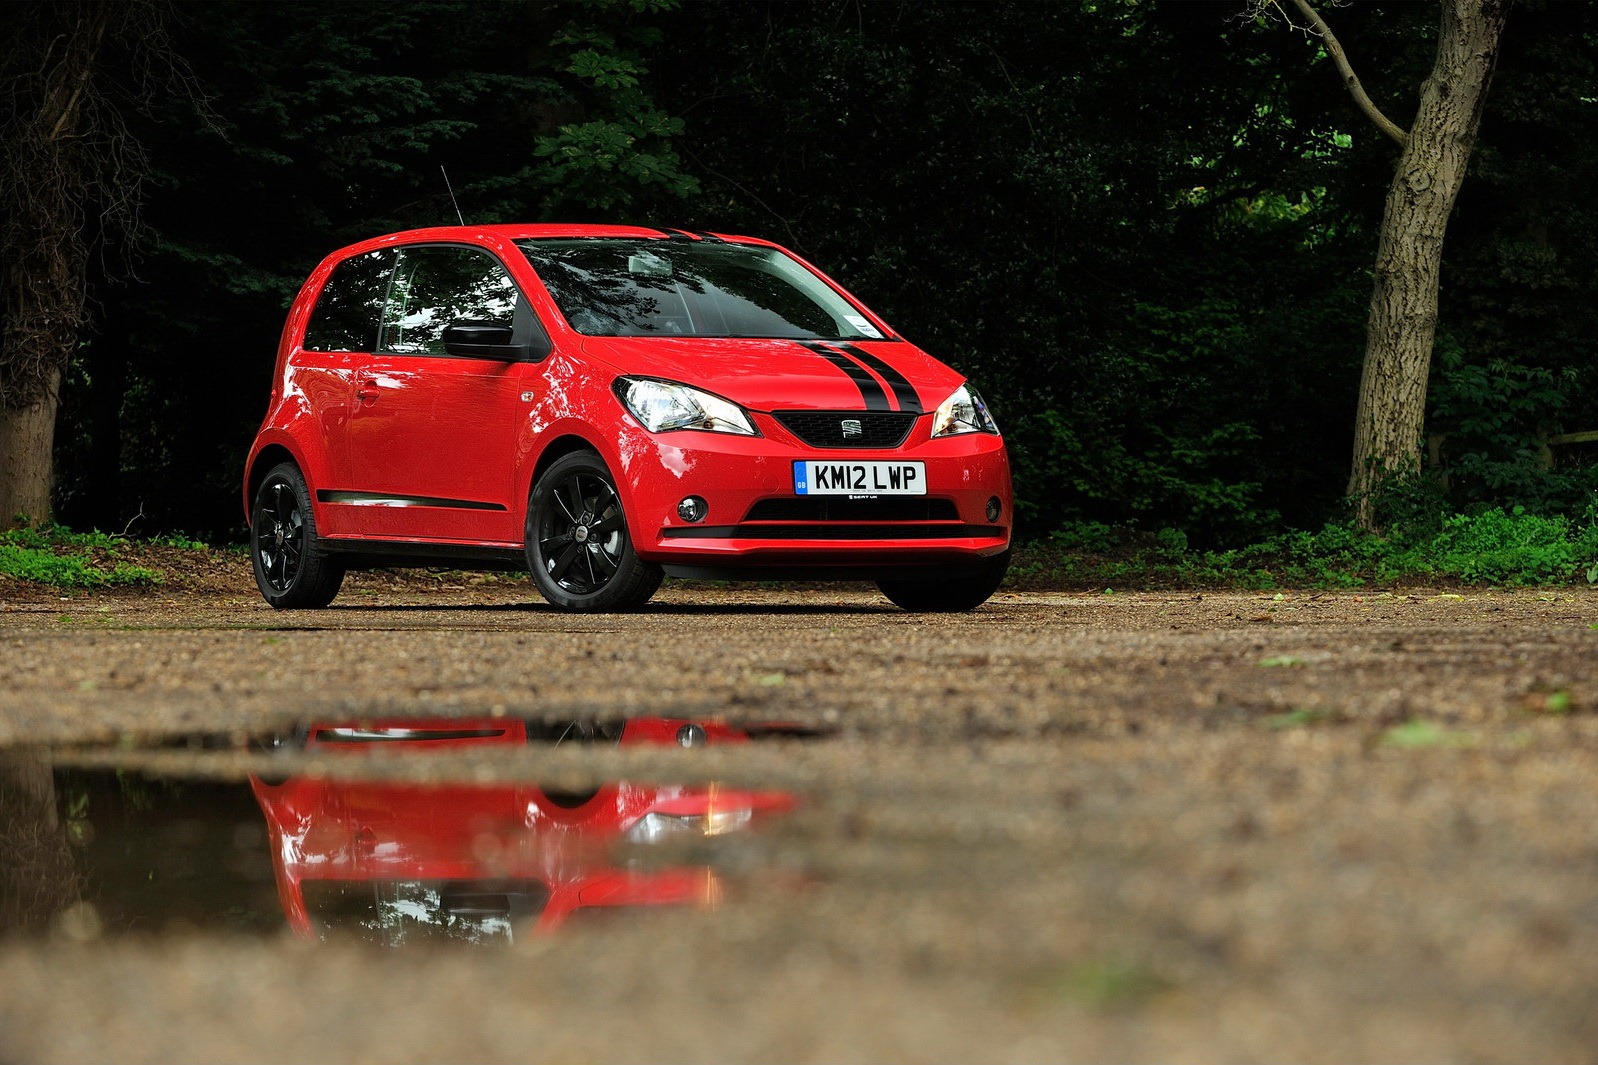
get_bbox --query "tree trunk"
[0,367,61,527]
[0,754,81,934]
[0,2,119,530]
[1346,0,1508,529]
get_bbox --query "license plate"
[793,460,925,496]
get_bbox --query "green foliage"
[1424,507,1598,583]
[31,1,1598,546]
[150,533,209,551]
[1264,707,1331,729]
[526,4,699,214]
[1013,506,1598,589]
[532,114,697,211]
[53,0,700,540]
[1540,690,1573,715]
[1433,5,1598,526]
[0,524,136,551]
[1380,720,1479,749]
[655,0,1376,542]
[1425,335,1593,515]
[0,525,159,587]
[1366,470,1451,540]
[1046,521,1122,554]
[1026,955,1169,1010]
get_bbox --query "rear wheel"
[876,550,1010,613]
[525,451,662,611]
[250,462,345,609]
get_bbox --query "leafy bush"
[0,525,160,588]
[1014,506,1598,589]
[1419,508,1598,584]
[1046,521,1122,553]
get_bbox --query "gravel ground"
[3,564,1598,1062]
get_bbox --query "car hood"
[578,336,964,413]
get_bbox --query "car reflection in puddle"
[251,717,802,946]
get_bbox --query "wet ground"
[4,576,1598,1062]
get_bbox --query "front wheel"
[250,462,345,609]
[525,451,662,612]
[876,550,1010,613]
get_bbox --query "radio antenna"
[440,165,465,225]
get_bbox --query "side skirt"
[660,562,991,582]
[319,538,527,572]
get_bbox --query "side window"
[302,249,395,352]
[380,246,522,356]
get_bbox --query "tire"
[876,550,1010,613]
[250,462,345,609]
[525,451,662,611]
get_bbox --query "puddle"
[1,717,814,945]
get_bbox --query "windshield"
[303,879,551,946]
[517,238,887,340]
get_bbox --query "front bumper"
[611,412,1012,574]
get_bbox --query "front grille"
[773,410,916,449]
[744,498,959,522]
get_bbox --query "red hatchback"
[243,225,1011,612]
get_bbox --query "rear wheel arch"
[249,462,346,609]
[245,444,301,523]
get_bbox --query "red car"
[243,225,1011,612]
[249,717,799,942]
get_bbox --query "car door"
[294,248,395,540]
[341,244,535,545]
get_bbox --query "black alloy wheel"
[250,462,345,609]
[525,451,662,611]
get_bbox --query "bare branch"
[46,8,109,142]
[1290,0,1410,147]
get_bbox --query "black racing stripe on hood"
[798,341,891,411]
[835,343,922,414]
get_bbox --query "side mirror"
[443,320,532,359]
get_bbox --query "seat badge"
[840,418,862,439]
[520,391,536,402]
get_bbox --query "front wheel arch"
[524,449,661,612]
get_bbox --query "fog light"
[677,496,708,523]
[677,723,708,748]
[986,497,1002,523]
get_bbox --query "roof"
[366,223,768,246]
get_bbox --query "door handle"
[356,377,380,402]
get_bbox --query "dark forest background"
[40,0,1598,545]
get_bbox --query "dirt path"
[3,576,1598,1062]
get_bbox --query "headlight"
[930,383,999,437]
[614,377,758,436]
[626,808,754,844]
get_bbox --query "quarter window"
[302,249,396,352]
[380,246,522,356]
